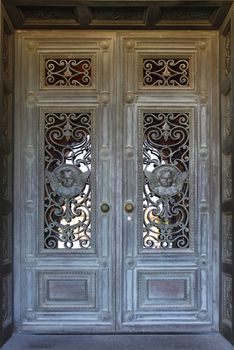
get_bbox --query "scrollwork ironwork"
[143,112,189,249]
[44,112,92,249]
[143,58,190,87]
[45,58,92,87]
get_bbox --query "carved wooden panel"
[40,53,96,89]
[139,54,195,90]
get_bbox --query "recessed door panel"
[15,30,219,333]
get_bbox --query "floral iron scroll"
[143,112,189,249]
[45,58,92,87]
[44,112,92,249]
[143,58,190,87]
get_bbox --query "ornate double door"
[15,31,219,333]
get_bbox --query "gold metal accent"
[101,203,110,213]
[125,202,134,213]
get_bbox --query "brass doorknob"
[100,203,110,213]
[124,202,134,213]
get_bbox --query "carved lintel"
[125,91,135,104]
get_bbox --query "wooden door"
[14,30,219,333]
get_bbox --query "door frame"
[13,29,220,334]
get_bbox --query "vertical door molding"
[220,4,234,345]
[0,2,14,346]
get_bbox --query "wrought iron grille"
[45,58,92,87]
[143,58,190,87]
[143,112,189,249]
[44,112,92,249]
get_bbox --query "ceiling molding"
[3,1,232,30]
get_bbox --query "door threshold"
[1,333,234,350]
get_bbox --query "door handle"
[124,202,134,213]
